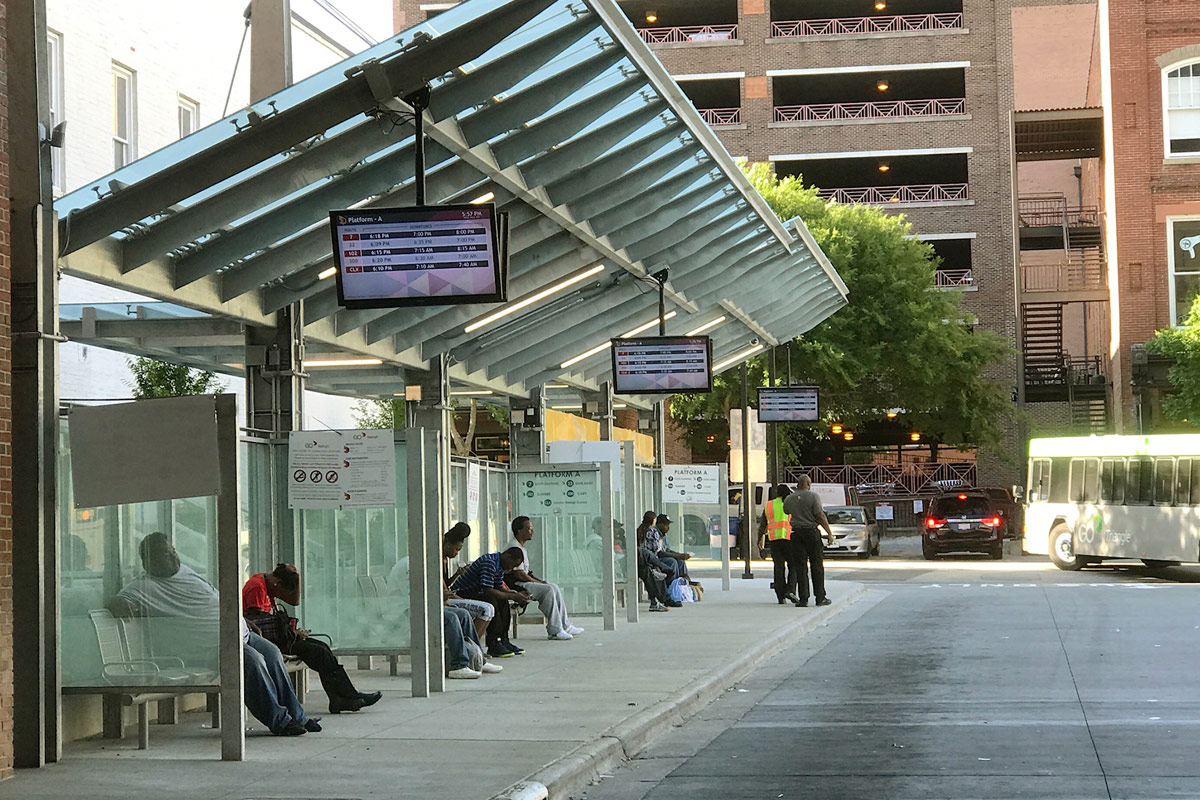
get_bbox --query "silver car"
[823,505,881,559]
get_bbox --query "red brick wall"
[0,0,13,780]
[1106,1,1200,427]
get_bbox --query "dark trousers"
[482,591,513,649]
[768,538,799,600]
[793,526,827,602]
[287,636,339,674]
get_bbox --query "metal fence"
[783,462,979,496]
[697,107,742,126]
[637,24,738,44]
[1021,252,1106,292]
[771,13,964,38]
[774,97,965,123]
[935,268,975,288]
[817,183,969,206]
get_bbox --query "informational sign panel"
[69,395,222,507]
[913,498,924,514]
[287,429,397,509]
[757,386,820,422]
[610,336,712,394]
[466,461,481,524]
[662,465,721,504]
[875,503,895,521]
[331,204,504,308]
[729,408,766,483]
[516,470,599,514]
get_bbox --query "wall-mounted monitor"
[330,204,506,309]
[610,336,712,395]
[757,386,820,422]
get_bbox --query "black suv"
[922,490,1007,559]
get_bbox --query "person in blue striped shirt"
[452,547,528,658]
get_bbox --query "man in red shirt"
[243,564,383,713]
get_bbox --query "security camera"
[750,337,759,346]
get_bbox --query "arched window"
[1164,60,1200,156]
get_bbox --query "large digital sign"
[757,386,820,422]
[330,204,506,309]
[610,336,712,395]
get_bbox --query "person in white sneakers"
[505,516,584,641]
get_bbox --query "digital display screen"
[330,204,505,308]
[757,386,820,422]
[610,336,712,395]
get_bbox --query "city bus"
[1024,434,1200,570]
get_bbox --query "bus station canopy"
[54,0,848,402]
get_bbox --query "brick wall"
[0,0,13,780]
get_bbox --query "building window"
[112,63,136,169]
[47,30,65,191]
[1164,61,1200,156]
[1168,216,1200,325]
[178,95,200,138]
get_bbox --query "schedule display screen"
[330,204,505,308]
[757,386,820,422]
[610,336,712,395]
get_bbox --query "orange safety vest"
[766,498,791,541]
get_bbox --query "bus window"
[1069,459,1087,503]
[1049,459,1069,503]
[1083,459,1099,502]
[1100,458,1125,504]
[1154,458,1176,505]
[1027,459,1049,502]
[1177,459,1194,506]
[1126,458,1152,504]
[754,486,763,506]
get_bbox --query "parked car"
[823,505,881,559]
[980,486,1024,540]
[922,490,1007,559]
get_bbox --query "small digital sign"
[757,386,820,422]
[610,336,712,395]
[330,204,506,308]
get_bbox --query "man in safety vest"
[759,484,799,605]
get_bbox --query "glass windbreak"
[660,496,726,560]
[60,420,221,688]
[487,464,509,554]
[512,469,607,616]
[297,439,409,651]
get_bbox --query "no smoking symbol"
[326,471,339,483]
[293,470,306,483]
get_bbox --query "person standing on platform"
[759,484,800,605]
[782,476,834,607]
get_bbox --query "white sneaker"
[650,569,668,580]
[448,666,482,679]
[480,662,503,674]
[567,626,584,635]
[549,630,573,640]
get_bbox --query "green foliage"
[671,164,1012,457]
[127,357,221,399]
[1147,295,1200,422]
[352,398,404,429]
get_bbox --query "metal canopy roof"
[1013,107,1104,162]
[54,0,847,402]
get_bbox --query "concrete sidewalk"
[4,578,867,800]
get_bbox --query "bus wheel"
[1048,525,1083,571]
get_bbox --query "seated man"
[505,516,584,641]
[637,544,672,612]
[643,513,691,587]
[109,532,318,736]
[442,523,495,643]
[452,547,529,659]
[243,564,382,713]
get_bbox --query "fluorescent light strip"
[550,404,582,410]
[306,358,384,368]
[713,344,765,372]
[545,383,569,389]
[464,265,605,333]
[560,311,677,369]
[469,191,495,205]
[686,315,726,336]
[318,266,337,280]
[451,390,493,396]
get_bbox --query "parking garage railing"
[637,24,739,44]
[817,183,969,206]
[935,268,975,288]
[697,107,742,126]
[774,98,966,123]
[771,13,964,38]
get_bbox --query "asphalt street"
[587,539,1200,800]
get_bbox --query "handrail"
[784,462,979,495]
[1021,253,1107,292]
[771,13,964,38]
[817,183,969,205]
[637,24,739,44]
[697,107,742,126]
[1017,194,1100,228]
[935,268,975,288]
[774,98,965,123]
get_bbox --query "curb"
[488,582,869,800]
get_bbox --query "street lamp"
[843,431,854,441]
[831,423,844,435]
[910,432,921,442]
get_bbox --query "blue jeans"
[444,605,479,670]
[243,631,308,732]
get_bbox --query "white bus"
[1024,434,1200,570]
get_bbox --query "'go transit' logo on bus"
[1076,511,1131,545]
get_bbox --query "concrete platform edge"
[488,582,868,800]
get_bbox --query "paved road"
[585,553,1200,800]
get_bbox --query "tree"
[352,398,403,429]
[127,357,221,399]
[1146,294,1200,422]
[671,164,1012,457]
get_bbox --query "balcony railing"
[697,107,742,126]
[935,268,975,288]
[817,183,969,206]
[774,98,966,123]
[771,13,964,38]
[637,24,738,44]
[1018,194,1100,228]
[1022,254,1107,292]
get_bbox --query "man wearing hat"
[642,513,691,586]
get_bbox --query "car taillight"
[926,517,945,529]
[982,516,1002,527]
